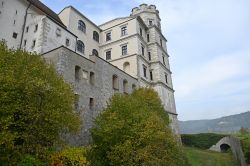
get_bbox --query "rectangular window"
[24,40,27,46]
[89,72,95,85]
[13,20,16,25]
[82,70,88,79]
[160,39,163,47]
[75,66,81,82]
[74,94,79,112]
[34,24,38,32]
[12,32,17,39]
[140,28,142,36]
[147,34,150,42]
[141,44,144,56]
[162,55,166,65]
[165,74,168,84]
[15,10,17,15]
[106,50,111,60]
[121,45,127,56]
[121,26,127,36]
[31,40,36,48]
[148,52,151,61]
[56,28,61,37]
[150,70,153,81]
[89,98,94,110]
[26,26,29,33]
[149,20,153,26]
[106,32,111,41]
[65,38,70,46]
[143,65,147,78]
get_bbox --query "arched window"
[123,62,130,73]
[93,31,99,42]
[92,49,98,56]
[112,75,119,90]
[123,79,128,94]
[78,20,86,33]
[77,40,84,53]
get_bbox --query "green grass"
[184,147,238,166]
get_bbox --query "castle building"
[0,0,179,145]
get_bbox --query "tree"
[90,88,188,166]
[0,42,80,164]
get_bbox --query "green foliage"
[239,127,249,135]
[17,155,42,166]
[238,131,250,164]
[0,42,80,164]
[241,138,250,164]
[184,146,237,166]
[50,147,90,166]
[90,88,188,166]
[181,133,227,149]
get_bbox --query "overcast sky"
[41,0,250,121]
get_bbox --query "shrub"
[17,155,42,166]
[50,147,90,166]
[181,133,227,149]
[0,41,80,164]
[90,88,188,166]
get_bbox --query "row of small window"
[145,50,167,66]
[75,66,95,85]
[26,24,39,33]
[78,20,99,42]
[105,25,128,42]
[74,95,94,111]
[105,45,127,60]
[76,40,99,56]
[75,65,135,93]
[112,75,136,93]
[141,29,163,47]
[143,65,169,84]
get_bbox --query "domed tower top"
[131,4,161,28]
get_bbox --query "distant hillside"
[179,111,250,134]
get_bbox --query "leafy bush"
[0,42,80,164]
[181,133,227,149]
[50,147,90,166]
[242,138,250,164]
[90,88,188,166]
[17,155,42,166]
[239,132,250,164]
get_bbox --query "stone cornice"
[139,76,175,93]
[149,61,172,74]
[147,42,169,57]
[151,81,175,92]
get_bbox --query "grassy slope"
[184,147,238,166]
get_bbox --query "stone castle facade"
[0,0,179,145]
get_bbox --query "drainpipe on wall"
[19,2,31,49]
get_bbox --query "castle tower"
[131,4,179,134]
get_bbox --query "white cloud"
[174,50,250,99]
